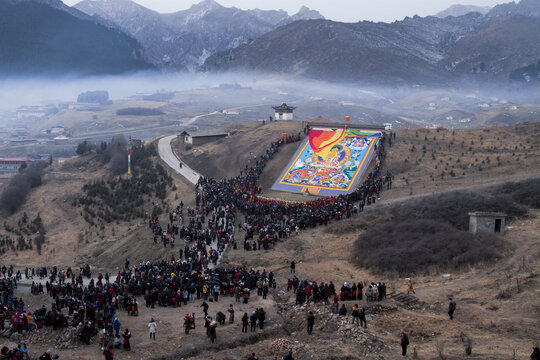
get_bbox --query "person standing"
[250,311,257,332]
[148,318,157,340]
[352,304,359,325]
[306,311,315,335]
[201,301,209,317]
[407,280,415,294]
[258,308,266,330]
[400,333,409,356]
[241,313,248,333]
[113,317,121,337]
[228,304,235,324]
[290,261,295,274]
[123,328,131,350]
[448,298,456,320]
[102,346,114,360]
[359,307,367,328]
[208,320,217,343]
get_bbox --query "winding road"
[158,135,202,185]
[157,111,219,184]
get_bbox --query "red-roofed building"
[0,158,28,174]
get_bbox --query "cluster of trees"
[1,213,45,255]
[0,161,48,215]
[143,92,174,102]
[353,182,538,275]
[76,135,129,175]
[77,90,110,104]
[75,143,173,225]
[116,107,164,116]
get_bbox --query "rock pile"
[270,338,291,353]
[3,327,80,350]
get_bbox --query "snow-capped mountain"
[74,0,325,70]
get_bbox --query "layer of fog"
[0,70,538,122]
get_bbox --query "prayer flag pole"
[128,136,132,175]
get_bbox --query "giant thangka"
[272,126,381,196]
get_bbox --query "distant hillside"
[204,0,540,84]
[444,15,540,80]
[435,4,491,18]
[487,0,540,18]
[203,15,480,84]
[0,0,152,76]
[74,0,324,70]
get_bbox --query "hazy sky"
[63,0,511,22]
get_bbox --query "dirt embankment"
[173,121,304,180]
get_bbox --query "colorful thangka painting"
[272,127,381,195]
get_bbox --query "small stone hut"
[468,212,506,234]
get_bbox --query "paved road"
[157,111,220,184]
[158,135,202,185]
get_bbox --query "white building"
[272,103,296,120]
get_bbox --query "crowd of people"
[287,277,387,305]
[0,129,392,358]
[194,130,392,253]
[0,255,276,359]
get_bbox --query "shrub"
[99,135,127,164]
[387,190,526,231]
[76,140,96,155]
[353,219,503,275]
[0,161,48,215]
[109,153,127,175]
[493,178,540,208]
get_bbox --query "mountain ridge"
[0,0,152,76]
[203,0,540,85]
[435,4,491,18]
[74,0,324,70]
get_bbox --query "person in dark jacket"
[258,308,266,329]
[401,333,409,356]
[306,311,315,334]
[228,304,235,324]
[250,311,257,332]
[240,313,249,333]
[338,304,347,316]
[351,304,359,324]
[247,353,259,360]
[531,346,540,360]
[201,301,209,317]
[283,351,295,360]
[448,298,456,320]
[359,307,367,328]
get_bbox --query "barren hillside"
[384,122,540,200]
[1,121,539,359]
